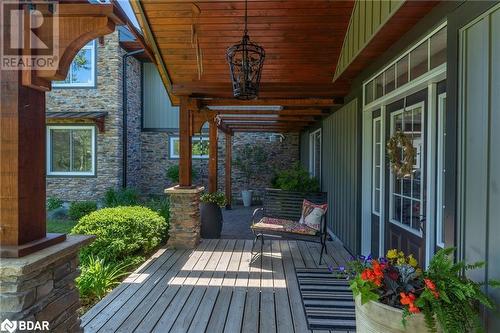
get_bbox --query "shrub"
[47,197,63,211]
[68,201,97,221]
[71,206,167,263]
[166,165,198,183]
[104,187,139,207]
[76,255,131,302]
[142,196,170,239]
[273,162,320,192]
[200,191,226,207]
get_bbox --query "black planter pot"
[200,202,223,238]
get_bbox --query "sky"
[116,0,141,30]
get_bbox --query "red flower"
[387,268,399,281]
[400,292,420,313]
[424,278,439,299]
[361,267,383,287]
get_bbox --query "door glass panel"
[396,55,409,88]
[390,103,424,234]
[385,65,396,94]
[375,74,384,99]
[365,80,374,105]
[430,27,447,69]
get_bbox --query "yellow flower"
[398,251,405,258]
[387,249,398,259]
[397,257,406,265]
[408,255,418,267]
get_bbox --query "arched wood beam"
[23,3,126,91]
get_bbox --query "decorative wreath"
[386,131,416,178]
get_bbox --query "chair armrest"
[251,207,264,224]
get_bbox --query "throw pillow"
[298,199,328,231]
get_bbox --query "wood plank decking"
[82,238,352,333]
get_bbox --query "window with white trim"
[169,136,209,159]
[47,125,96,176]
[372,117,382,215]
[309,129,321,179]
[53,41,96,88]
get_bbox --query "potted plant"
[200,191,226,238]
[233,145,267,207]
[349,248,498,333]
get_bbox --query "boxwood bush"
[71,206,167,264]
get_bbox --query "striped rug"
[296,268,356,332]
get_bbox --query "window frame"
[53,40,97,88]
[372,117,382,215]
[435,92,447,248]
[169,135,209,159]
[46,125,97,176]
[309,128,322,180]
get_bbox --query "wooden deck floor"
[82,238,352,333]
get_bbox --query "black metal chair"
[251,188,328,264]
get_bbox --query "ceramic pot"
[200,202,223,238]
[241,190,253,207]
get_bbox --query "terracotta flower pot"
[354,295,434,333]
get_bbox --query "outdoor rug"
[296,268,356,332]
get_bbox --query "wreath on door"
[386,131,416,178]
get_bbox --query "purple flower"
[339,266,345,272]
[328,265,334,273]
[379,257,388,264]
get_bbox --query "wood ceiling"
[132,0,355,103]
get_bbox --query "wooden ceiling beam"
[218,116,318,122]
[201,98,339,107]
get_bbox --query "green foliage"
[47,219,77,234]
[350,275,380,304]
[192,139,209,156]
[273,162,320,193]
[233,145,268,188]
[200,191,227,207]
[76,255,132,303]
[71,206,167,264]
[47,197,63,211]
[104,188,139,207]
[416,247,497,333]
[68,201,97,221]
[142,196,170,238]
[166,165,198,183]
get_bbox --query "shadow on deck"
[82,238,352,333]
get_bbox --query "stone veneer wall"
[0,236,92,333]
[46,31,142,202]
[138,131,300,201]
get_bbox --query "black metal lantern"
[226,0,265,100]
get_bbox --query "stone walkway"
[220,205,259,239]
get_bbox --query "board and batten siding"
[334,0,404,81]
[459,5,500,330]
[321,99,361,255]
[143,63,179,129]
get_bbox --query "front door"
[385,89,427,265]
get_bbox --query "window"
[47,126,96,176]
[169,136,209,159]
[372,117,382,214]
[309,129,321,180]
[436,93,447,247]
[53,41,96,88]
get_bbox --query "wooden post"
[208,120,218,193]
[0,70,66,257]
[225,132,232,209]
[178,97,193,188]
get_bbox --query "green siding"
[143,63,179,129]
[460,5,500,330]
[321,99,361,255]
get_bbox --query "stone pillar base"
[0,235,93,332]
[165,185,204,249]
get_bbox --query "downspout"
[122,49,144,188]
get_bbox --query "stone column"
[0,235,93,332]
[165,186,204,248]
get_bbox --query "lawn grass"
[47,219,77,233]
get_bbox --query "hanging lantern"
[226,0,265,100]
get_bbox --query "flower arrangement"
[349,248,498,332]
[200,191,227,207]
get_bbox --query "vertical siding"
[322,99,361,254]
[143,63,179,129]
[334,0,405,80]
[460,5,500,330]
